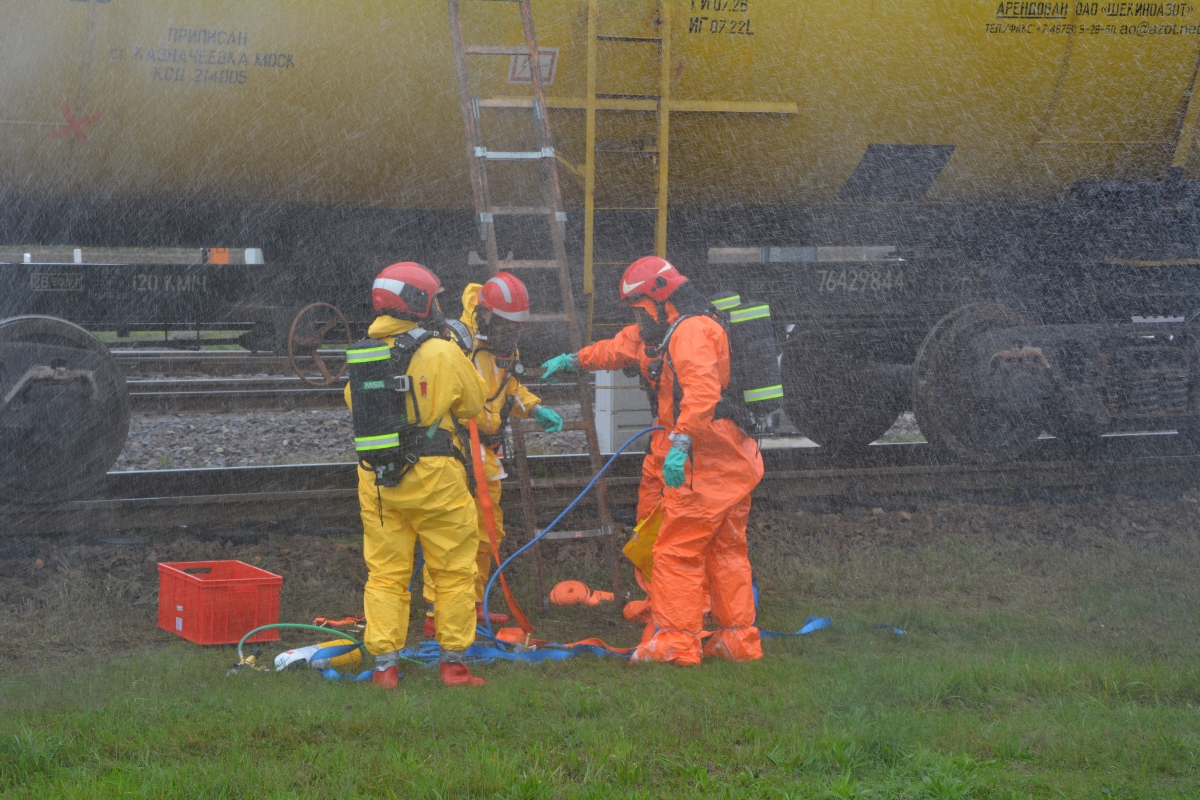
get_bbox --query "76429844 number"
[816,268,905,293]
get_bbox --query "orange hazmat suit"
[577,309,764,665]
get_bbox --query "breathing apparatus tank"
[347,328,441,486]
[708,293,785,429]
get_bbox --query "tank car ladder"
[447,0,624,610]
[581,0,673,344]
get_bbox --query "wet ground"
[3,488,1197,666]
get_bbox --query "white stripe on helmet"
[486,276,512,303]
[373,277,407,297]
[492,307,529,322]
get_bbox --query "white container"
[594,369,653,454]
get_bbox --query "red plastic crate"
[157,560,283,645]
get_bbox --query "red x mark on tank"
[49,105,102,145]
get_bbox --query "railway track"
[124,374,583,413]
[112,349,345,377]
[126,376,349,413]
[4,436,1199,537]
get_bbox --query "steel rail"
[113,350,345,377]
[126,376,349,413]
[3,439,1199,536]
[123,375,584,413]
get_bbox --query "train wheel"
[781,347,906,452]
[912,304,1046,463]
[0,316,131,504]
[288,302,352,387]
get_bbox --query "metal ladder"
[447,0,623,609]
[581,0,673,344]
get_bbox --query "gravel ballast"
[116,402,590,471]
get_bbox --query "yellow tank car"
[1,1,1198,208]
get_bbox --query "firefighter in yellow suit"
[346,262,488,688]
[422,273,564,635]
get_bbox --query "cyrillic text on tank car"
[1097,3,1195,15]
[166,28,248,47]
[994,3,1069,19]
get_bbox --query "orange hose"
[467,420,534,634]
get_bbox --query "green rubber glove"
[540,353,577,382]
[663,445,688,489]
[532,405,564,434]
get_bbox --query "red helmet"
[618,256,687,305]
[477,272,530,322]
[372,262,442,318]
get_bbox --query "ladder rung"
[464,45,528,55]
[496,260,561,270]
[595,207,659,211]
[516,419,592,435]
[539,525,616,541]
[489,206,554,215]
[596,93,660,101]
[482,96,658,112]
[597,35,662,43]
[530,476,592,489]
[528,313,570,322]
[476,98,535,109]
[596,149,659,155]
[475,147,554,160]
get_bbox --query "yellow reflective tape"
[347,346,391,364]
[354,434,400,450]
[743,385,784,403]
[729,304,770,323]
[711,294,741,310]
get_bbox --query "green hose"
[237,623,368,662]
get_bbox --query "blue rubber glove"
[532,405,564,434]
[540,353,577,382]
[663,443,689,489]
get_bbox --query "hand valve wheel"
[287,302,352,387]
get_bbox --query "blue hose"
[481,425,664,639]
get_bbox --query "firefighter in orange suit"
[345,262,488,688]
[541,257,764,666]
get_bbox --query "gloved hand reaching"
[531,405,564,434]
[540,353,578,382]
[662,434,691,489]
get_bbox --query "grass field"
[4,495,1200,797]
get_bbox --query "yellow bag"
[622,503,662,582]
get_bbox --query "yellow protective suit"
[423,284,541,607]
[345,315,487,655]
